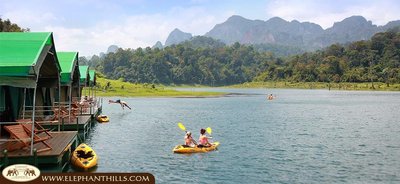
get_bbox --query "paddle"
[204,127,216,147]
[206,127,212,135]
[178,122,197,145]
[178,122,186,132]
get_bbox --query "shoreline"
[93,92,263,98]
[227,81,400,91]
[92,77,400,98]
[93,90,228,98]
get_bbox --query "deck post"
[69,84,72,124]
[33,149,38,166]
[22,88,26,119]
[57,115,60,132]
[62,117,65,131]
[91,113,94,126]
[90,98,93,115]
[76,116,79,135]
[3,150,9,167]
[83,120,86,141]
[31,84,37,155]
[58,77,61,131]
[84,126,86,141]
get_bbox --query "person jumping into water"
[109,99,132,110]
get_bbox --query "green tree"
[0,18,29,32]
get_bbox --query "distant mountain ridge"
[107,45,119,53]
[164,15,400,50]
[152,41,163,49]
[164,28,192,46]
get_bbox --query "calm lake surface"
[83,89,400,183]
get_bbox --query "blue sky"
[1,0,399,56]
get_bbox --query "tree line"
[0,18,29,32]
[91,39,274,86]
[89,29,399,86]
[256,28,400,86]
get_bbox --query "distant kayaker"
[267,94,274,100]
[184,131,197,147]
[109,99,132,110]
[198,128,212,147]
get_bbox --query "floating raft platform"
[0,131,78,171]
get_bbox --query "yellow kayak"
[71,143,98,170]
[96,115,109,123]
[173,142,220,153]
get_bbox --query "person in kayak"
[109,99,132,110]
[184,131,197,147]
[198,128,212,147]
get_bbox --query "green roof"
[89,70,96,84]
[79,65,89,85]
[0,32,59,76]
[58,52,78,85]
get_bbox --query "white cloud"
[3,10,59,29]
[352,1,400,25]
[44,7,231,56]
[5,0,398,56]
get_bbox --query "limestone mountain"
[380,20,400,31]
[312,16,377,47]
[165,28,192,46]
[167,15,400,51]
[152,41,163,49]
[106,45,119,54]
[205,15,264,44]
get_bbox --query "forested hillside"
[256,28,400,85]
[98,40,272,85]
[90,29,400,86]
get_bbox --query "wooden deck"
[0,131,77,158]
[38,107,100,141]
[40,107,99,129]
[0,131,77,169]
[0,103,102,170]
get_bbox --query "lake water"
[83,89,400,183]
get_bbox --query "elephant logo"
[6,168,18,176]
[2,164,40,182]
[24,168,36,176]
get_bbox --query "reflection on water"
[81,89,400,183]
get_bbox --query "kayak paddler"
[184,131,197,147]
[198,128,212,147]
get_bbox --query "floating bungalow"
[0,32,102,171]
[88,69,100,114]
[58,51,81,119]
[79,65,90,103]
[0,32,78,170]
[39,52,100,139]
[89,69,97,99]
